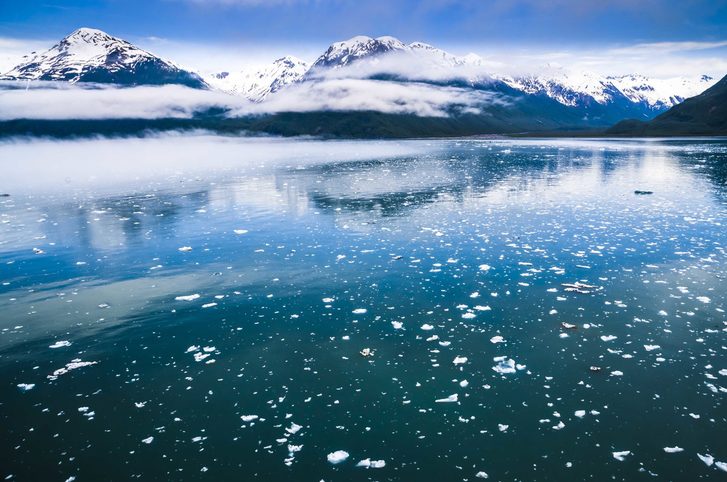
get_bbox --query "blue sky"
[2,0,727,75]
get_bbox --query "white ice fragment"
[696,296,711,304]
[698,454,714,466]
[492,357,517,375]
[601,335,617,342]
[435,394,458,403]
[233,229,249,235]
[241,415,259,422]
[475,471,489,479]
[178,246,192,252]
[142,436,154,444]
[327,450,349,464]
[185,345,200,353]
[612,451,631,461]
[610,370,624,377]
[175,294,200,301]
[286,422,302,434]
[322,297,334,303]
[574,410,586,418]
[49,340,72,349]
[356,458,385,468]
[459,380,469,388]
[644,344,661,351]
[490,336,505,344]
[352,308,367,314]
[17,383,35,392]
[453,356,468,365]
[420,324,434,331]
[202,302,217,308]
[498,424,508,432]
[663,446,683,453]
[48,359,98,380]
[391,321,403,329]
[479,264,491,271]
[716,462,727,473]
[462,312,476,319]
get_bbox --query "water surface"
[1,136,726,481]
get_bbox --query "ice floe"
[327,450,349,464]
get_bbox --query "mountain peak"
[2,27,207,88]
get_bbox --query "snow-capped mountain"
[308,35,484,73]
[2,27,207,88]
[205,56,309,101]
[501,68,715,112]
[311,36,408,70]
[606,74,714,109]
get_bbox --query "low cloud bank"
[0,78,506,121]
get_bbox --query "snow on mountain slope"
[311,36,407,70]
[205,56,309,101]
[501,67,714,110]
[2,27,207,88]
[606,74,715,109]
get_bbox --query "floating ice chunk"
[17,383,35,392]
[327,450,349,464]
[716,462,727,473]
[459,380,469,388]
[202,302,217,308]
[421,324,434,331]
[241,415,259,422]
[391,321,403,329]
[352,308,367,314]
[142,436,154,444]
[462,312,476,319]
[48,359,98,380]
[435,394,458,403]
[644,345,661,352]
[698,454,714,466]
[610,370,624,377]
[479,264,491,271]
[135,402,146,408]
[475,471,489,479]
[612,451,631,461]
[600,335,617,342]
[552,421,565,430]
[453,356,468,365]
[492,357,517,375]
[193,352,210,362]
[286,422,302,434]
[356,458,385,468]
[719,369,727,376]
[498,424,508,432]
[49,340,72,349]
[175,294,200,301]
[490,336,505,344]
[474,305,491,311]
[178,246,192,252]
[696,296,711,304]
[322,297,334,303]
[233,229,249,235]
[185,345,199,353]
[663,447,683,453]
[288,444,303,454]
[574,410,586,418]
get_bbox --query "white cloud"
[0,79,500,121]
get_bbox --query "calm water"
[1,136,726,481]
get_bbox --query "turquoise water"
[1,137,726,481]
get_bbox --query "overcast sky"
[2,0,727,76]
